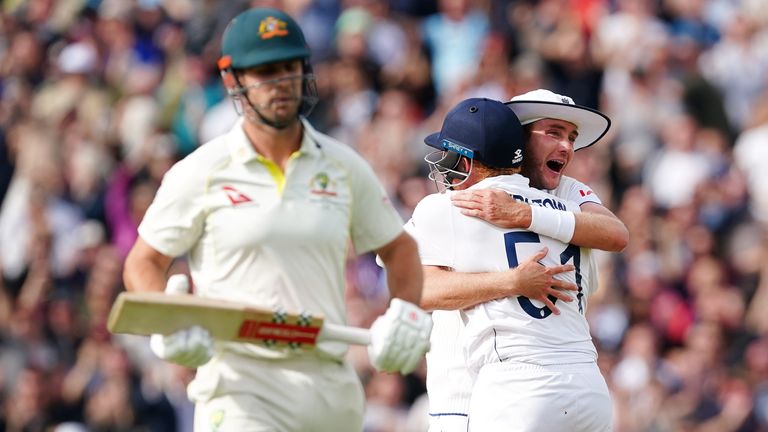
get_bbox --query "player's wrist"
[500,201,531,229]
[516,203,533,228]
[528,205,575,243]
[504,266,522,297]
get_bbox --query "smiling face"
[521,118,578,190]
[238,59,304,125]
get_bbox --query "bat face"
[108,292,326,349]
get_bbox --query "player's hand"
[149,275,214,368]
[451,188,528,229]
[368,298,432,374]
[150,326,214,368]
[512,247,577,315]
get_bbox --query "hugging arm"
[420,248,577,314]
[451,189,628,252]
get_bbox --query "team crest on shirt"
[259,17,289,39]
[210,409,225,431]
[309,172,337,197]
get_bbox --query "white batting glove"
[149,275,214,368]
[368,298,432,374]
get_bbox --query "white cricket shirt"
[138,118,404,360]
[408,174,601,418]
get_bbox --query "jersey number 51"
[504,232,584,319]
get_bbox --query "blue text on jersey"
[511,194,566,210]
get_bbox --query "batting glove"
[149,275,214,368]
[368,298,432,374]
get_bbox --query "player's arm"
[122,155,204,294]
[370,232,431,375]
[571,202,628,252]
[347,155,430,374]
[123,237,213,368]
[450,189,628,252]
[374,231,423,305]
[419,247,577,313]
[123,237,174,293]
[347,149,424,306]
[120,159,214,368]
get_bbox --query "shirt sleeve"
[137,159,206,257]
[347,156,404,254]
[408,193,455,268]
[550,175,603,206]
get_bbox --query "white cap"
[58,42,97,75]
[506,89,611,151]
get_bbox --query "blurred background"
[1,0,768,431]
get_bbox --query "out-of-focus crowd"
[1,0,768,431]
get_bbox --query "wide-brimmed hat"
[505,89,611,151]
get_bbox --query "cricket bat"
[107,291,371,348]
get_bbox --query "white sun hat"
[505,89,611,151]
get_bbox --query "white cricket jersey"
[407,174,601,419]
[138,118,404,361]
[548,175,603,207]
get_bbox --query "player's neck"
[243,118,303,170]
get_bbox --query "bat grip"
[319,323,371,346]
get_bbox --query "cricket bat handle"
[319,323,371,346]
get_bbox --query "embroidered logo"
[309,172,337,197]
[259,17,289,39]
[222,185,252,205]
[579,189,593,197]
[512,148,523,165]
[210,409,225,431]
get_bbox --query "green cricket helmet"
[218,8,310,71]
[217,7,319,122]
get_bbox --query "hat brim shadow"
[505,101,611,151]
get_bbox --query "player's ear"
[458,156,471,173]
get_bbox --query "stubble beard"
[245,98,301,129]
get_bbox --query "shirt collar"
[298,117,323,157]
[472,174,530,191]
[227,117,322,165]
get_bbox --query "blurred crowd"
[1,0,768,431]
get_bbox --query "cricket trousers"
[468,361,613,431]
[189,351,364,432]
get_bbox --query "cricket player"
[410,94,622,431]
[122,8,431,432]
